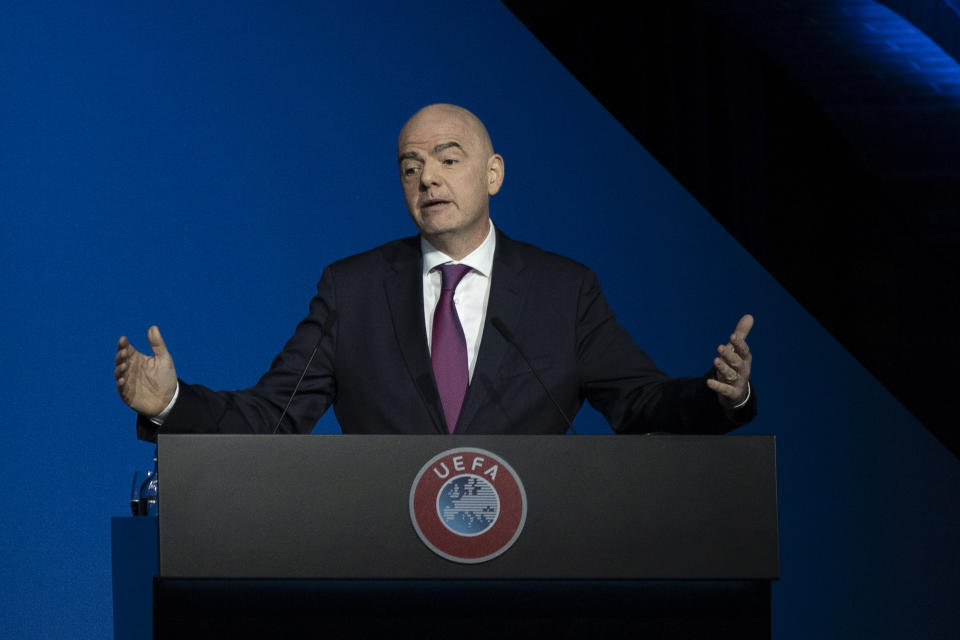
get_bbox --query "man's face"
[397,106,502,246]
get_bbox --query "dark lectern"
[156,434,778,638]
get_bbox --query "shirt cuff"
[731,380,751,409]
[148,382,180,426]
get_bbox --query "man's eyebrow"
[434,141,464,154]
[399,142,464,163]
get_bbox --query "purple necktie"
[432,264,472,433]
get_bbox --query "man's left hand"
[706,314,753,407]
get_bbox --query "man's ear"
[487,154,505,195]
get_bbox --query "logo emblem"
[409,448,527,564]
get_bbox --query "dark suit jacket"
[138,229,754,440]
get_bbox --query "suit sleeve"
[136,268,339,442]
[575,269,755,434]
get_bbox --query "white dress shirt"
[420,220,496,382]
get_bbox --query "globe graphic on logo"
[436,474,500,536]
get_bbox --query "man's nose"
[420,160,441,188]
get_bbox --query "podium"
[155,434,778,638]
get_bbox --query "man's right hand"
[114,326,178,416]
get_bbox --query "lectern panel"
[158,435,778,579]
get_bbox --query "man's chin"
[419,225,456,240]
[414,213,458,236]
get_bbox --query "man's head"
[398,104,504,259]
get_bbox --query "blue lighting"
[837,1,960,102]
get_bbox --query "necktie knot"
[438,263,472,292]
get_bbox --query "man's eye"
[442,158,458,166]
[403,166,421,177]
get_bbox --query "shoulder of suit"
[497,233,597,279]
[324,235,420,274]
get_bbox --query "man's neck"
[421,218,491,261]
[421,221,496,275]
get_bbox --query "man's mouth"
[421,198,451,210]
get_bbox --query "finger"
[148,325,168,358]
[713,357,738,381]
[115,336,130,364]
[730,332,751,359]
[717,343,744,370]
[706,377,748,403]
[706,377,739,398]
[733,314,754,340]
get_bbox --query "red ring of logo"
[409,448,527,564]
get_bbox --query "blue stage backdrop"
[1,2,956,638]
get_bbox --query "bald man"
[116,104,755,438]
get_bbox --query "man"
[115,104,754,438]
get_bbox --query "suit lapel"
[382,238,447,434]
[455,230,528,433]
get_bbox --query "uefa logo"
[409,447,527,564]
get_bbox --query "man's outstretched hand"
[114,326,178,416]
[706,314,754,407]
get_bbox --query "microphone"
[272,310,339,435]
[490,317,578,435]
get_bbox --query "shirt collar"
[420,219,497,277]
